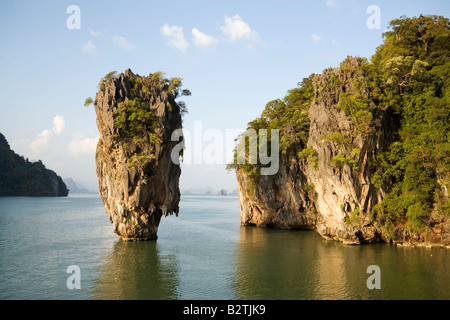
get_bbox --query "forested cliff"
[229,15,450,246]
[0,132,68,197]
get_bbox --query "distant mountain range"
[181,186,238,196]
[63,178,96,194]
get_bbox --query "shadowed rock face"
[0,132,68,197]
[94,69,182,240]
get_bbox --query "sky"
[0,0,449,193]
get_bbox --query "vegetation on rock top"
[88,70,190,168]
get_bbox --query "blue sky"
[0,0,449,192]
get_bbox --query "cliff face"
[94,69,183,240]
[0,132,68,197]
[236,57,384,243]
[235,55,450,247]
[236,153,317,230]
[304,57,391,244]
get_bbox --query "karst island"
[88,69,189,240]
[228,15,449,247]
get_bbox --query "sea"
[0,194,449,300]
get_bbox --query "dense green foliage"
[255,75,314,154]
[367,15,450,232]
[314,15,450,232]
[113,98,160,144]
[227,75,315,178]
[95,70,190,168]
[127,71,191,116]
[0,133,68,196]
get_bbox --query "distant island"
[0,132,68,196]
[217,189,238,196]
[181,187,239,196]
[217,189,227,196]
[63,178,96,194]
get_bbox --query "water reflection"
[91,240,180,300]
[89,194,450,300]
[233,227,450,300]
[233,227,322,299]
[2,195,448,300]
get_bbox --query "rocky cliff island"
[91,69,189,240]
[0,132,68,197]
[229,15,450,247]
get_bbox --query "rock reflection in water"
[91,240,180,300]
[233,226,450,299]
[89,194,450,300]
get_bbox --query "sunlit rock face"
[236,57,392,244]
[305,57,391,244]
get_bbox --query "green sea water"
[0,194,448,300]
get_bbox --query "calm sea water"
[0,194,449,300]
